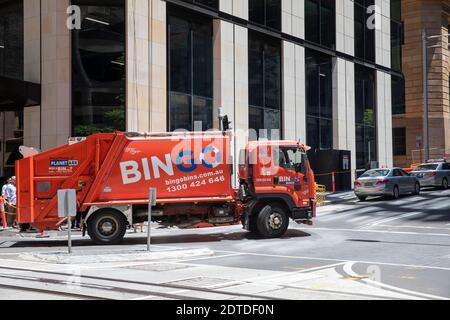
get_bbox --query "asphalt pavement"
[0,188,448,300]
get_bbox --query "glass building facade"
[71,0,126,136]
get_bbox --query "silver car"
[410,161,450,189]
[354,168,421,201]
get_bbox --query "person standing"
[2,176,17,227]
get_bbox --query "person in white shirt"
[2,176,17,227]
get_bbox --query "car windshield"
[414,164,439,172]
[360,170,390,178]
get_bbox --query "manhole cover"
[123,263,191,272]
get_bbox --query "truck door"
[272,147,309,203]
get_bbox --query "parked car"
[410,161,450,189]
[354,168,421,201]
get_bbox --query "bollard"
[0,197,7,229]
[332,172,336,193]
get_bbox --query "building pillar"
[282,0,304,39]
[126,0,166,133]
[282,41,305,141]
[220,0,248,20]
[377,71,393,168]
[39,0,71,150]
[336,0,354,55]
[23,0,41,149]
[333,58,356,181]
[213,20,248,186]
[375,0,391,68]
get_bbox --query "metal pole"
[422,29,430,162]
[67,193,72,254]
[147,203,151,252]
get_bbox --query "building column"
[282,41,305,141]
[213,20,248,186]
[23,0,41,149]
[220,0,248,20]
[126,0,166,133]
[282,0,304,39]
[333,58,356,181]
[40,0,71,150]
[375,0,391,68]
[336,0,354,55]
[377,71,393,168]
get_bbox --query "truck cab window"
[274,148,304,172]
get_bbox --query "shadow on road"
[5,228,311,249]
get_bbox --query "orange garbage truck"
[16,128,316,245]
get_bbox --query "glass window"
[305,0,336,49]
[392,75,405,115]
[168,8,213,131]
[71,1,126,136]
[355,65,377,170]
[354,0,375,62]
[0,0,24,80]
[393,127,406,156]
[305,49,333,151]
[391,0,403,71]
[249,0,281,30]
[248,32,282,140]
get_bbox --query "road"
[0,188,449,300]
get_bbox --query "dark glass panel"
[266,0,282,30]
[249,0,265,26]
[0,0,24,80]
[168,8,213,131]
[390,0,402,22]
[392,75,405,115]
[264,41,281,110]
[193,97,213,131]
[393,127,406,156]
[169,16,190,94]
[170,93,192,131]
[320,0,336,49]
[180,0,219,10]
[305,0,320,44]
[249,106,264,139]
[307,117,320,152]
[320,118,333,150]
[72,2,126,136]
[249,36,264,108]
[391,20,403,71]
[192,20,213,98]
[249,0,281,30]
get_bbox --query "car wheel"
[442,178,449,190]
[358,196,367,202]
[255,204,289,239]
[413,182,421,195]
[392,186,400,200]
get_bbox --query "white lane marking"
[0,242,15,248]
[343,262,448,300]
[359,212,423,230]
[378,224,450,231]
[307,226,450,237]
[214,250,450,272]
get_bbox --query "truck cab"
[238,141,316,238]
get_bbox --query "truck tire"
[87,209,127,245]
[255,204,289,239]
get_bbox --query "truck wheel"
[87,209,127,245]
[255,204,289,239]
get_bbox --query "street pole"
[422,29,430,162]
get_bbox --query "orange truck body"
[16,131,316,244]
